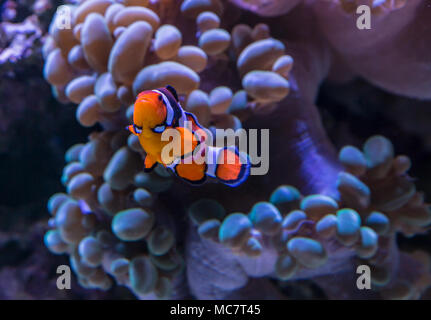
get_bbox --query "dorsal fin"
[166,85,179,102]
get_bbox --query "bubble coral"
[189,136,431,299]
[43,0,431,299]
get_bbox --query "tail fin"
[214,146,250,187]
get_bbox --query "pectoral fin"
[144,155,157,172]
[127,125,138,136]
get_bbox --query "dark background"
[0,0,430,299]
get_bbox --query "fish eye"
[153,125,166,133]
[133,124,142,134]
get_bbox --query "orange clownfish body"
[128,85,250,187]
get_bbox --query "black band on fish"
[166,85,179,101]
[153,89,174,127]
[156,87,183,128]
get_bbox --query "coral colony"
[42,0,431,299]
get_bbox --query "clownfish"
[128,85,250,187]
